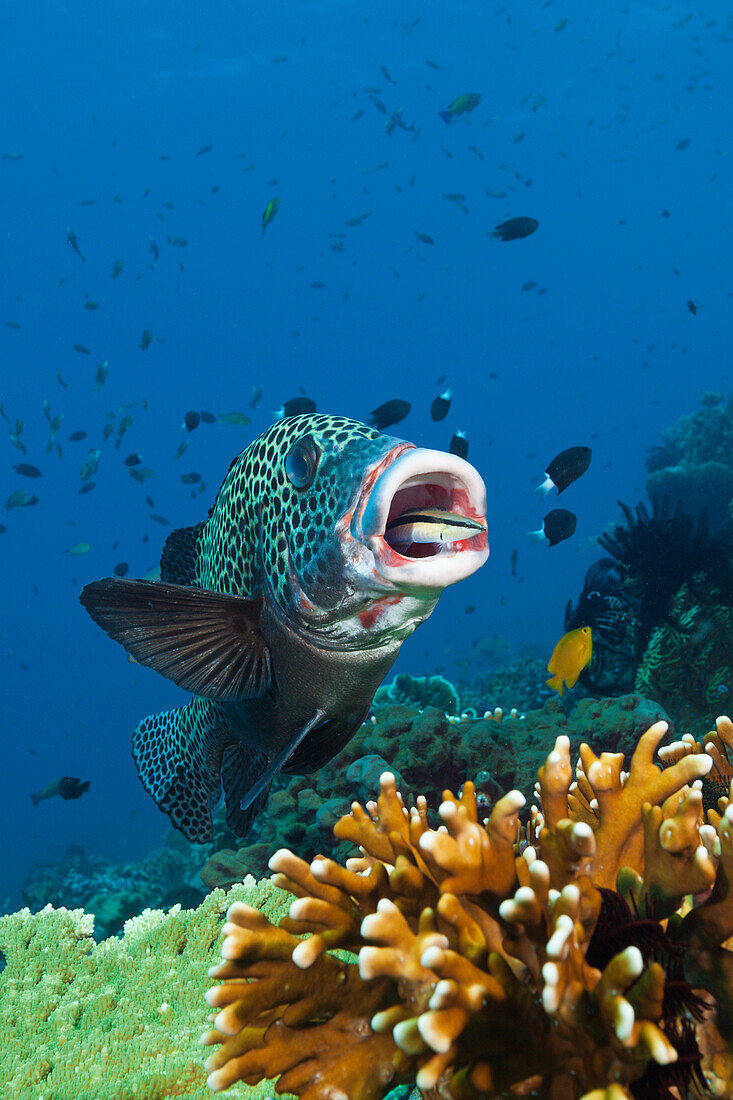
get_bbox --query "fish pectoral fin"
[80,578,272,700]
[239,709,326,815]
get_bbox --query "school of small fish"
[6,13,705,762]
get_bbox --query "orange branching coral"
[202,718,733,1099]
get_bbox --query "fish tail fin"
[527,527,547,542]
[131,697,233,843]
[438,110,452,124]
[533,477,554,497]
[29,792,40,807]
[546,673,564,696]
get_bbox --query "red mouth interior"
[384,480,469,559]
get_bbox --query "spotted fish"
[80,414,488,842]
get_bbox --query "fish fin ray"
[132,699,233,843]
[160,522,204,584]
[239,710,326,816]
[283,709,370,773]
[80,578,272,700]
[221,742,271,837]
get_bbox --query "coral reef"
[21,831,207,939]
[0,877,293,1098]
[563,483,733,718]
[635,577,733,720]
[374,673,461,716]
[598,496,733,658]
[564,559,637,696]
[645,392,733,534]
[457,655,554,715]
[203,715,733,1099]
[202,695,671,892]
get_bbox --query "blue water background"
[1,0,730,908]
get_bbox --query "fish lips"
[357,445,489,589]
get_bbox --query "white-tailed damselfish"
[80,414,488,842]
[430,388,451,422]
[536,446,592,495]
[529,507,577,546]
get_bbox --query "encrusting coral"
[203,716,733,1100]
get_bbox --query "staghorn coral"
[203,716,733,1099]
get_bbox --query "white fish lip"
[359,447,489,589]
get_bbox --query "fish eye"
[285,436,320,489]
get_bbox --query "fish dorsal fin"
[160,522,205,585]
[80,578,272,700]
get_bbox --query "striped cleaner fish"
[80,413,489,842]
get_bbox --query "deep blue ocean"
[2,0,730,911]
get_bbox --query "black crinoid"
[597,495,733,659]
[586,889,710,1100]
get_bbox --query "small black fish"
[415,231,435,245]
[196,144,213,156]
[13,463,42,478]
[368,399,411,430]
[184,411,201,432]
[181,472,202,484]
[687,299,697,315]
[66,227,85,262]
[30,776,91,806]
[139,329,153,351]
[151,514,170,525]
[449,429,468,459]
[124,453,142,467]
[114,561,129,577]
[200,411,217,424]
[430,389,451,422]
[78,482,96,494]
[491,217,539,241]
[521,280,538,291]
[73,343,91,355]
[536,446,592,496]
[275,397,317,419]
[529,508,577,547]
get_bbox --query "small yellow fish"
[546,626,592,696]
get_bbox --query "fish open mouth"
[359,447,489,588]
